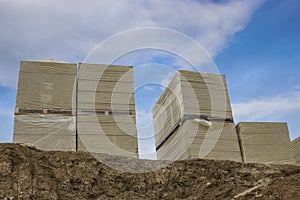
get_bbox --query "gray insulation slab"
[237,122,295,164]
[77,114,138,156]
[157,120,242,162]
[292,137,300,164]
[77,115,137,136]
[16,61,77,110]
[77,63,138,157]
[179,70,233,119]
[153,70,234,152]
[78,63,135,112]
[78,134,138,155]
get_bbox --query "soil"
[0,143,299,200]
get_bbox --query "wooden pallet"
[78,109,136,116]
[182,114,233,123]
[14,107,74,115]
[14,107,136,116]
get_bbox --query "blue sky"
[216,0,300,139]
[0,0,299,159]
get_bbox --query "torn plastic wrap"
[237,122,296,164]
[13,114,76,151]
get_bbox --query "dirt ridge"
[0,143,299,199]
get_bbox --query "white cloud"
[143,86,155,92]
[0,109,12,117]
[0,0,264,88]
[161,71,176,87]
[136,112,157,159]
[293,85,300,90]
[232,90,300,122]
[136,109,153,128]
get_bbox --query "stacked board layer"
[179,70,233,120]
[14,61,77,151]
[78,63,135,111]
[292,137,300,164]
[77,63,138,158]
[157,120,242,162]
[154,70,240,161]
[236,122,295,164]
[16,61,76,110]
[153,73,183,148]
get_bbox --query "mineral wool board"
[179,70,233,120]
[153,73,183,148]
[77,115,138,157]
[77,63,138,157]
[78,63,135,112]
[292,137,300,164]
[78,134,138,158]
[14,60,76,151]
[153,70,233,150]
[237,122,295,164]
[157,120,242,162]
[16,61,77,111]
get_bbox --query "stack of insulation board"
[156,120,242,162]
[153,73,183,147]
[77,63,138,157]
[180,70,233,120]
[291,136,300,164]
[236,122,295,164]
[13,61,77,151]
[154,70,241,162]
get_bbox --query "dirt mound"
[0,143,299,199]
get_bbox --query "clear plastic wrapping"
[14,114,76,151]
[14,61,138,157]
[154,70,237,161]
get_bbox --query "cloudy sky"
[0,0,299,159]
